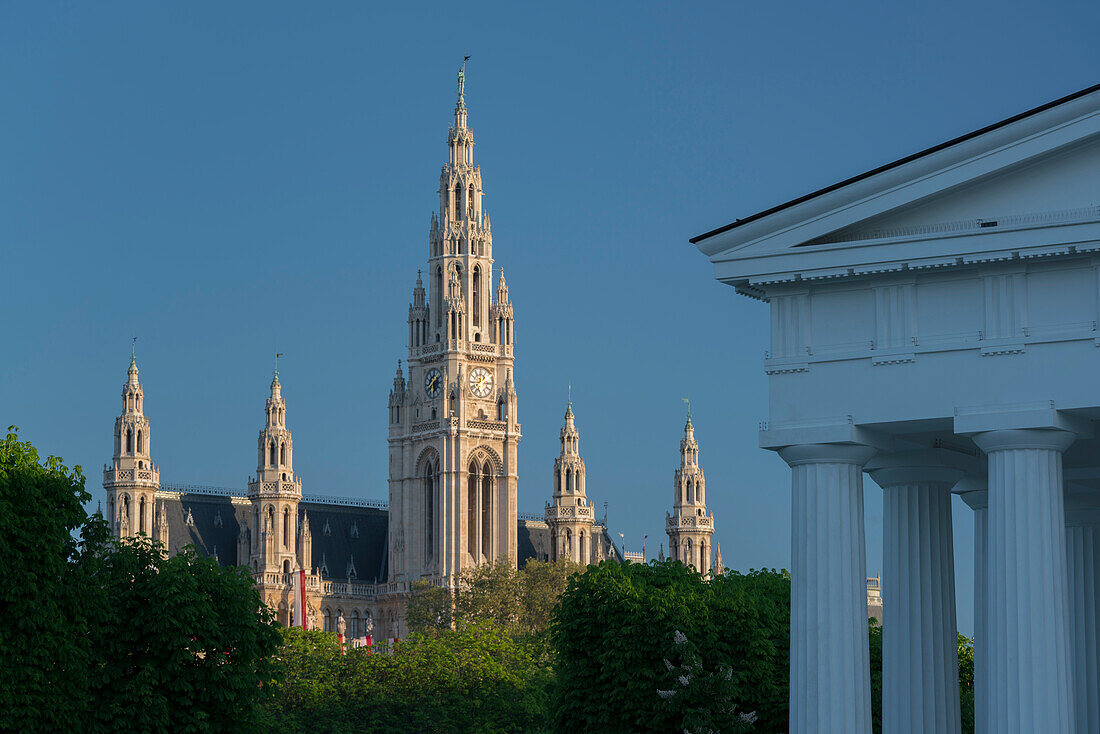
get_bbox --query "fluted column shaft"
[1066,497,1100,734]
[958,487,989,734]
[974,429,1076,734]
[867,454,962,734]
[779,443,876,734]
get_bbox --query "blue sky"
[3,1,1098,634]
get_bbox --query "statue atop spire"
[457,55,470,105]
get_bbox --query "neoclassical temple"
[104,70,735,639]
[693,83,1100,734]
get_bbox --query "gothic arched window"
[700,541,707,572]
[472,266,481,328]
[686,538,694,569]
[481,471,492,558]
[468,184,475,216]
[468,460,479,558]
[280,443,286,465]
[580,530,586,564]
[425,462,436,561]
[435,267,443,328]
[283,508,290,548]
[497,398,504,421]
[139,496,146,535]
[566,467,574,494]
[136,430,143,454]
[126,427,134,455]
[323,608,332,632]
[269,441,276,466]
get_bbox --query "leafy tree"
[0,428,281,734]
[550,560,788,733]
[407,558,580,639]
[262,625,552,733]
[958,635,975,734]
[0,426,91,732]
[455,559,524,630]
[82,537,282,733]
[518,558,580,636]
[405,579,454,634]
[869,619,883,734]
[657,629,757,734]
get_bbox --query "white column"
[779,443,876,734]
[1066,491,1100,734]
[973,428,1076,734]
[866,452,963,734]
[957,484,989,734]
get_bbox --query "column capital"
[973,428,1075,454]
[778,442,876,468]
[957,486,989,512]
[865,448,978,489]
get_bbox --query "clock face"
[468,367,493,398]
[424,368,442,399]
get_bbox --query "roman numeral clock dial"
[468,367,493,398]
[424,368,441,399]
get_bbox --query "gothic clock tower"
[388,66,520,584]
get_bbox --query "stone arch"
[464,444,503,475]
[415,446,440,475]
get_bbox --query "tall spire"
[128,336,139,386]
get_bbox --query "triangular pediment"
[696,85,1100,287]
[806,138,1100,247]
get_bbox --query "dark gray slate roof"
[157,493,388,582]
[158,492,247,564]
[300,502,388,584]
[158,494,622,582]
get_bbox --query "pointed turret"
[104,341,160,538]
[154,500,170,547]
[667,404,716,573]
[248,363,302,576]
[493,269,514,347]
[298,509,313,571]
[546,391,596,564]
[713,543,724,576]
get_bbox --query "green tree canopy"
[550,560,789,733]
[263,625,552,734]
[0,427,281,734]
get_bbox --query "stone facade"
[385,72,519,586]
[666,413,715,573]
[102,70,648,638]
[545,403,597,564]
